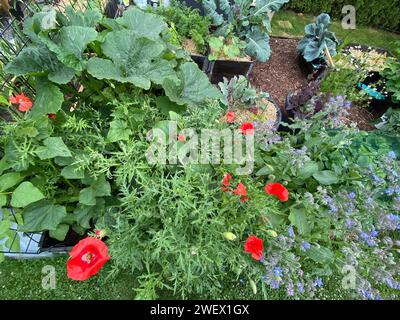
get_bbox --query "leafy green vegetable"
[87,30,177,90]
[10,182,45,208]
[163,62,222,107]
[21,200,67,232]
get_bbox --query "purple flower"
[345,219,355,229]
[296,282,305,293]
[288,226,295,238]
[313,278,324,288]
[300,241,311,251]
[271,280,280,289]
[388,151,397,159]
[348,192,356,199]
[273,267,283,277]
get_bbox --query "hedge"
[285,0,400,32]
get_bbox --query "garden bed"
[249,37,308,113]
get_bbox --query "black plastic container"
[207,59,254,84]
[190,54,208,72]
[297,54,327,78]
[39,229,86,253]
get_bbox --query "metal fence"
[0,0,111,93]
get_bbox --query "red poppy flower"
[9,93,33,112]
[265,183,289,202]
[233,182,247,196]
[240,196,250,203]
[240,122,254,135]
[48,113,56,119]
[178,134,185,142]
[67,237,110,281]
[226,111,235,124]
[244,235,264,260]
[222,173,232,187]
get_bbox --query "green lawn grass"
[0,257,135,300]
[271,10,400,53]
[0,257,357,300]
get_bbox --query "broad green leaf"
[119,7,167,40]
[306,246,334,264]
[256,164,274,176]
[87,30,177,90]
[0,173,25,192]
[253,0,290,16]
[0,194,6,207]
[0,252,4,263]
[0,220,11,234]
[49,223,69,241]
[20,200,67,232]
[4,46,75,84]
[79,187,96,206]
[64,7,102,27]
[245,27,271,62]
[39,26,98,71]
[35,137,72,160]
[75,198,105,229]
[61,164,85,179]
[5,230,20,252]
[313,170,339,185]
[163,62,222,107]
[298,161,319,179]
[79,176,110,206]
[155,96,186,116]
[288,207,311,235]
[30,77,64,118]
[107,119,132,143]
[11,182,45,208]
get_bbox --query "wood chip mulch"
[249,37,308,113]
[249,37,389,131]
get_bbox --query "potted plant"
[201,0,289,80]
[151,1,212,71]
[219,75,281,132]
[297,13,339,76]
[207,32,252,83]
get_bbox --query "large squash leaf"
[35,137,72,160]
[30,77,65,117]
[64,6,102,28]
[39,26,98,71]
[162,62,222,107]
[4,46,75,84]
[87,30,177,90]
[11,182,45,208]
[118,7,167,40]
[20,200,67,232]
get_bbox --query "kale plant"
[297,13,339,64]
[201,0,289,62]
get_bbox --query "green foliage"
[208,35,246,60]
[4,6,220,118]
[151,1,211,55]
[297,13,339,62]
[218,75,269,109]
[202,0,289,62]
[383,46,400,103]
[286,0,400,32]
